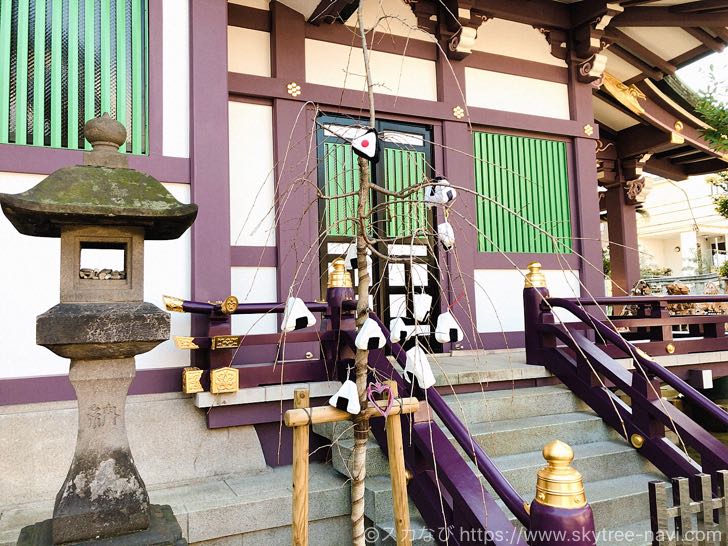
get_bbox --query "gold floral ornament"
[452,106,465,119]
[221,295,239,315]
[287,82,302,97]
[210,367,239,394]
[583,124,594,137]
[602,72,646,116]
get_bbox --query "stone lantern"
[0,114,197,545]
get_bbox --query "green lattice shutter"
[474,132,572,254]
[0,0,147,153]
[322,142,362,237]
[383,147,427,238]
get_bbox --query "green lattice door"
[317,117,440,351]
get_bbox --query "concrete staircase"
[316,385,664,545]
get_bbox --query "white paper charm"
[351,128,379,162]
[424,177,457,207]
[345,242,373,272]
[435,311,463,343]
[389,317,408,344]
[281,297,316,332]
[437,221,455,251]
[413,293,433,322]
[404,345,436,389]
[355,318,386,350]
[328,379,361,414]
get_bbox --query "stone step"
[445,411,618,457]
[0,464,351,546]
[439,385,586,424]
[478,440,655,498]
[371,512,435,546]
[596,519,654,546]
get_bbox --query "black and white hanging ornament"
[389,317,408,344]
[413,292,433,322]
[355,317,386,350]
[437,221,455,251]
[435,311,463,343]
[404,344,436,389]
[281,297,316,332]
[328,379,360,415]
[350,127,379,163]
[424,176,457,207]
[345,242,373,272]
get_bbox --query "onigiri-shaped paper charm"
[355,317,386,350]
[413,293,433,322]
[281,297,316,332]
[435,311,463,343]
[328,379,360,414]
[389,317,408,344]
[345,242,373,272]
[424,176,457,207]
[437,221,455,251]
[404,344,436,389]
[350,127,379,163]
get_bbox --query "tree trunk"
[351,156,371,546]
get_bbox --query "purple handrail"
[367,312,531,527]
[179,300,328,315]
[547,297,728,429]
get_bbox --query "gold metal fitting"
[405,469,414,482]
[524,262,547,288]
[630,433,645,449]
[666,343,676,354]
[534,440,587,509]
[221,295,239,314]
[163,295,184,312]
[210,367,239,394]
[182,367,204,394]
[328,257,353,288]
[174,336,199,350]
[211,335,242,350]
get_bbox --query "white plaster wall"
[621,27,701,66]
[465,68,570,119]
[305,39,438,101]
[603,51,642,83]
[230,266,278,335]
[343,0,422,39]
[228,27,272,77]
[473,18,567,67]
[229,101,277,246]
[229,0,268,9]
[137,183,192,370]
[0,174,192,379]
[474,268,581,333]
[162,0,190,158]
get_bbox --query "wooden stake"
[285,397,419,428]
[292,388,310,546]
[385,381,412,546]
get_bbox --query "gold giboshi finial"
[535,440,586,509]
[328,258,353,288]
[524,262,547,288]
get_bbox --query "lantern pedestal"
[17,505,185,546]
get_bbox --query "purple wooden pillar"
[323,259,356,379]
[529,440,596,546]
[189,0,232,367]
[523,262,553,365]
[567,59,604,299]
[436,52,478,349]
[605,182,640,296]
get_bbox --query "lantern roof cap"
[0,114,197,240]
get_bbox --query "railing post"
[529,440,596,546]
[324,258,356,379]
[523,262,552,365]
